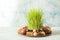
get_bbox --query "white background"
[0,0,60,27]
[0,0,18,27]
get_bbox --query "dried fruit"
[18,27,26,35]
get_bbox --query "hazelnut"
[18,27,26,35]
[21,29,26,35]
[18,29,22,34]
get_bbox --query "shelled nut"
[18,25,52,37]
[42,26,52,34]
[26,32,34,36]
[34,32,38,36]
[18,27,26,35]
[39,31,46,37]
[33,29,37,32]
